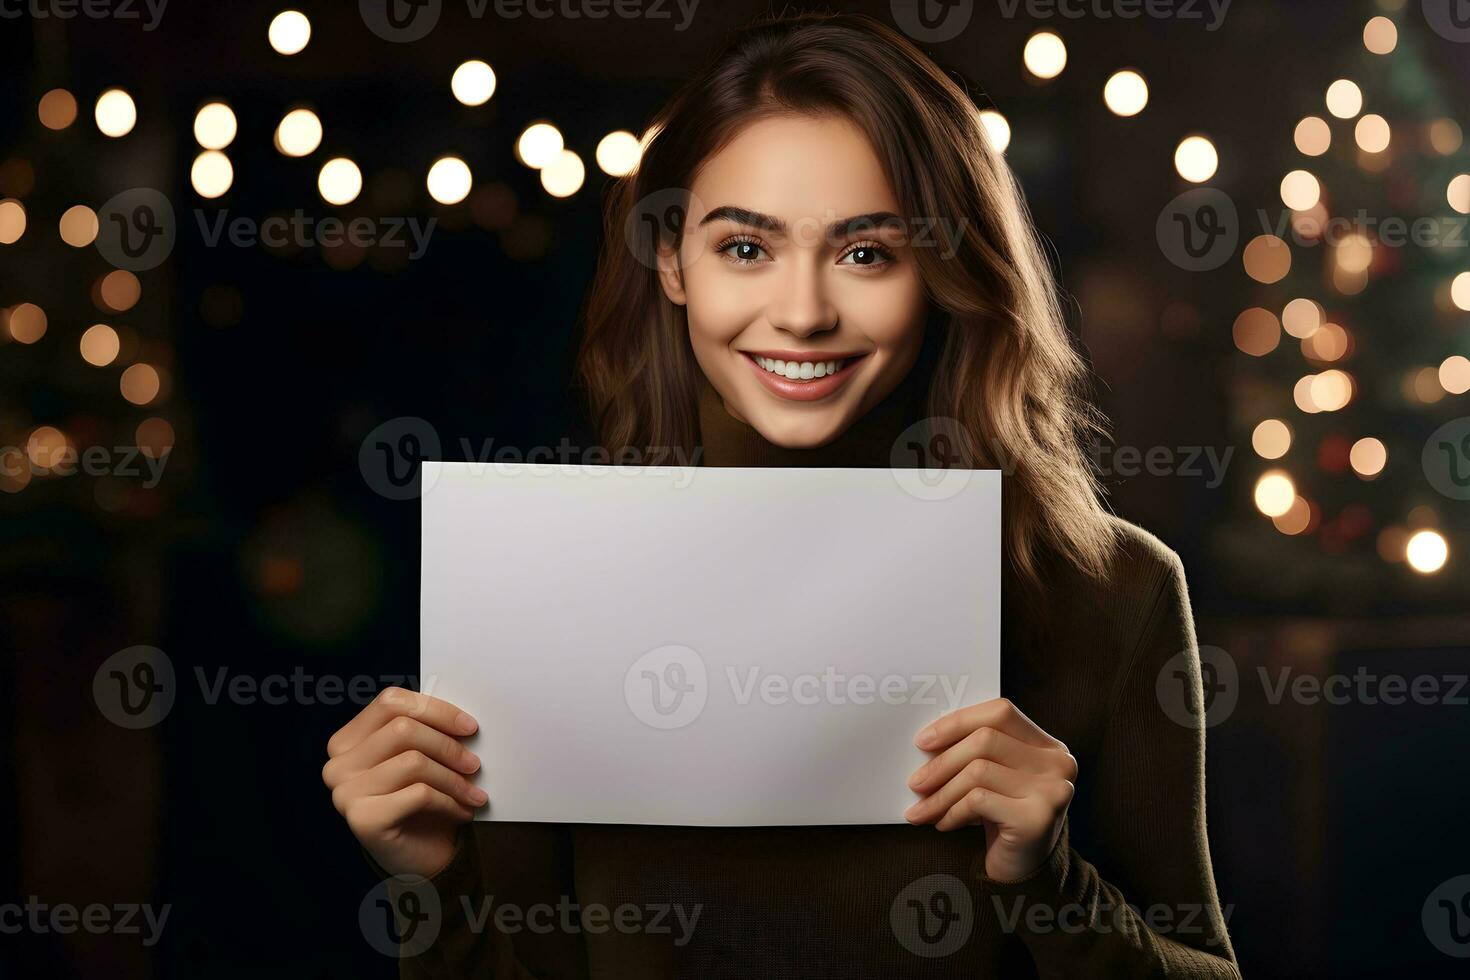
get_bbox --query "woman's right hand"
[322,687,488,878]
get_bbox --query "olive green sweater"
[383,382,1239,978]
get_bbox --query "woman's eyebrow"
[698,206,902,237]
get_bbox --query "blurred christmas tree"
[1221,4,1470,611]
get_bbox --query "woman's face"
[657,114,929,448]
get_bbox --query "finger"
[327,687,476,759]
[915,697,1058,752]
[343,783,475,843]
[935,782,1041,833]
[324,715,480,789]
[333,750,488,814]
[905,757,1029,825]
[908,725,1058,794]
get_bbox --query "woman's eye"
[838,243,894,268]
[718,239,768,264]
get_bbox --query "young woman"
[323,12,1238,977]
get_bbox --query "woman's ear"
[655,244,688,306]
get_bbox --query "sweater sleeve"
[365,824,576,979]
[971,551,1240,978]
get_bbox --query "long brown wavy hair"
[575,11,1118,591]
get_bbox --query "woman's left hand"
[904,697,1078,882]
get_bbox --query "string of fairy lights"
[1229,9,1470,579]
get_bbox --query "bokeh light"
[451,60,497,106]
[1174,136,1218,183]
[193,102,238,149]
[595,131,643,177]
[268,10,311,55]
[1254,470,1296,518]
[100,270,141,312]
[1294,116,1331,156]
[191,150,234,198]
[8,302,47,344]
[80,323,120,366]
[1440,354,1470,395]
[1232,307,1280,356]
[95,88,137,137]
[1252,419,1292,459]
[318,158,362,205]
[979,111,1011,154]
[59,205,98,247]
[540,149,585,198]
[120,363,162,405]
[427,156,473,205]
[1354,114,1391,153]
[1102,70,1148,116]
[1363,16,1397,54]
[1325,79,1363,119]
[275,108,322,157]
[1243,235,1291,283]
[0,199,24,244]
[1349,437,1386,478]
[1280,170,1321,210]
[1405,530,1448,574]
[517,123,564,169]
[1282,298,1323,338]
[1023,31,1067,79]
[38,88,78,130]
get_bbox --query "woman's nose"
[766,260,837,338]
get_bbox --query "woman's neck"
[696,372,920,468]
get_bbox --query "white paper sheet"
[420,461,1000,826]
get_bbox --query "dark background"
[2,0,1469,976]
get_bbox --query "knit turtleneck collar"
[696,370,922,468]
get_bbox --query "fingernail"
[470,785,488,806]
[907,769,925,790]
[455,712,477,735]
[915,726,936,748]
[463,751,481,772]
[904,803,921,822]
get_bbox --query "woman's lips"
[741,350,866,402]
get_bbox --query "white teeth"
[753,356,847,380]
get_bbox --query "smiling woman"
[328,11,1240,978]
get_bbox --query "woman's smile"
[740,349,868,401]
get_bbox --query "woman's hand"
[322,687,487,878]
[904,697,1077,883]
